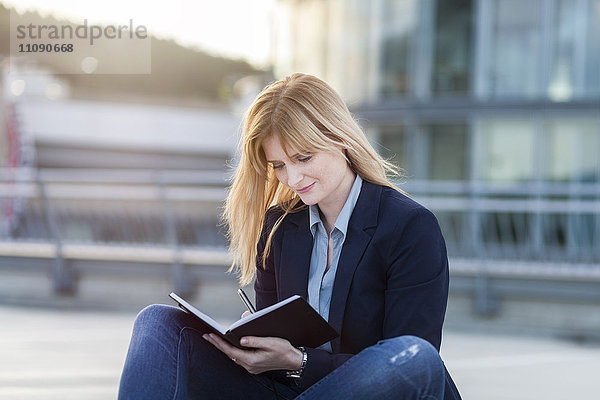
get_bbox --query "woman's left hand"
[202,333,303,375]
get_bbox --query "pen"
[237,288,256,314]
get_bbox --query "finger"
[204,333,258,365]
[239,336,288,350]
[204,334,264,373]
[203,334,238,359]
[204,333,234,353]
[241,311,252,319]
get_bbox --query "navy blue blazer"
[254,180,461,399]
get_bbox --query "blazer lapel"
[278,208,312,301]
[328,181,381,352]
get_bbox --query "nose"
[286,164,304,188]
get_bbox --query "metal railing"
[405,179,600,313]
[2,169,599,306]
[405,179,600,263]
[0,168,233,296]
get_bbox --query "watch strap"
[285,346,307,380]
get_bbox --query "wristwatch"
[286,346,307,380]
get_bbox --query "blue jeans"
[118,305,445,399]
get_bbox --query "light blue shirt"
[307,174,363,352]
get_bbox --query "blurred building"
[273,0,600,331]
[0,62,244,295]
[2,65,240,170]
[1,65,238,238]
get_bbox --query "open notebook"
[169,292,338,349]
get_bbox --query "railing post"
[470,181,499,315]
[474,264,498,316]
[157,172,194,298]
[37,170,77,295]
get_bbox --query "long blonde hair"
[223,73,402,286]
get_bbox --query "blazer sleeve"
[382,206,449,350]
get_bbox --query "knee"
[132,304,185,334]
[340,336,445,398]
[378,335,444,374]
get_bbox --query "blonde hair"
[223,73,403,286]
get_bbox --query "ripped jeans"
[118,304,445,400]
[296,335,445,399]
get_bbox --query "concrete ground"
[1,303,599,399]
[0,270,599,399]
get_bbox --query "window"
[432,0,472,95]
[378,125,408,171]
[549,0,600,99]
[545,118,600,183]
[548,0,578,101]
[490,0,542,97]
[425,124,468,180]
[478,119,536,182]
[380,0,417,98]
[585,0,600,94]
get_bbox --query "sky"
[2,0,276,68]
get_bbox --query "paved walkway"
[1,303,599,399]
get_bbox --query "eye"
[297,155,312,163]
[271,163,284,170]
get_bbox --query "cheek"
[274,169,287,185]
[310,165,328,182]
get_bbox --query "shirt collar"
[309,174,363,237]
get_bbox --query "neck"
[318,172,356,232]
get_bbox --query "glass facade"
[274,0,600,266]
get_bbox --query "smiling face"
[262,135,356,217]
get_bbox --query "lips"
[296,183,315,194]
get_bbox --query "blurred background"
[1,0,599,399]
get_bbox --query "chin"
[298,193,319,206]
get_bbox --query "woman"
[119,73,461,399]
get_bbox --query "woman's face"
[262,135,356,213]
